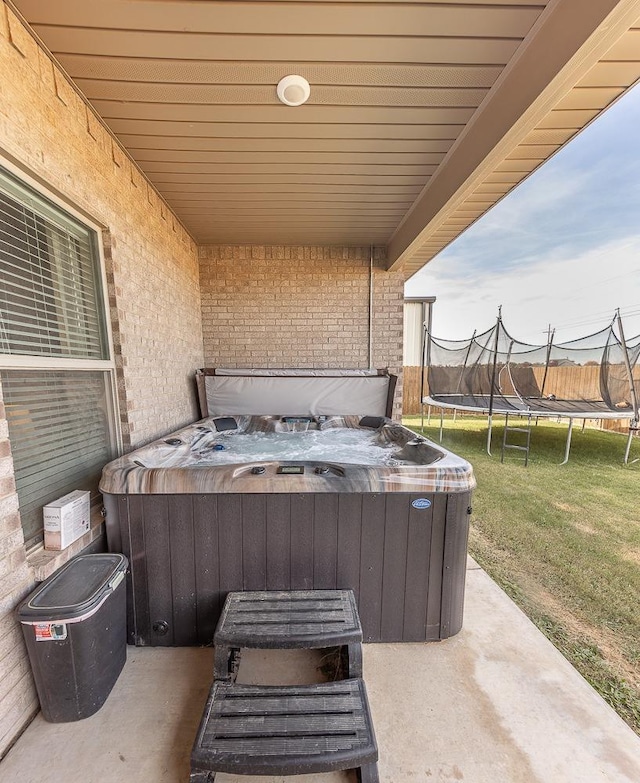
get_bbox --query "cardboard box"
[43,490,91,550]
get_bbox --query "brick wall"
[0,3,204,755]
[0,387,36,754]
[199,245,404,417]
[371,261,406,419]
[0,5,407,755]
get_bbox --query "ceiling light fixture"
[276,75,310,107]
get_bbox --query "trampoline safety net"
[426,316,640,421]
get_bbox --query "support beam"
[387,0,640,271]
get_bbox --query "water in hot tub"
[191,428,409,466]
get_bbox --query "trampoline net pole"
[540,327,554,399]
[420,302,430,420]
[487,310,502,443]
[617,311,639,427]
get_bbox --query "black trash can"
[17,553,128,722]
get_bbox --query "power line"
[549,304,640,332]
[529,312,640,345]
[557,244,639,301]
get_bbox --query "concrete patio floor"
[2,561,639,783]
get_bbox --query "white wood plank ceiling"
[9,0,640,274]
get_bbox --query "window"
[0,165,119,548]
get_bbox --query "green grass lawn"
[403,413,640,734]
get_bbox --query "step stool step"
[215,590,362,648]
[214,590,363,680]
[503,444,529,450]
[505,427,530,433]
[190,679,378,782]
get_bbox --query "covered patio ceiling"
[9,0,640,275]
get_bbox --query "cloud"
[408,235,640,342]
[475,166,588,237]
[405,83,640,344]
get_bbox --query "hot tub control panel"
[241,463,346,478]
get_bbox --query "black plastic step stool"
[190,679,378,782]
[214,589,364,681]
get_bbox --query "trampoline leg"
[427,405,432,425]
[439,408,444,443]
[624,429,632,464]
[581,419,586,433]
[486,414,493,456]
[453,408,457,424]
[624,425,639,464]
[561,419,574,465]
[421,404,425,434]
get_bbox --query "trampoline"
[421,311,640,464]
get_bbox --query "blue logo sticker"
[412,498,432,510]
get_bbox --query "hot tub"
[100,370,475,646]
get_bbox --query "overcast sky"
[404,83,640,344]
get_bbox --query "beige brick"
[6,8,38,68]
[199,244,403,415]
[111,138,126,169]
[0,673,38,755]
[52,65,76,108]
[0,475,16,497]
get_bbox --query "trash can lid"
[17,553,127,622]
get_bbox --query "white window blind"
[0,169,107,358]
[0,165,117,548]
[0,370,115,546]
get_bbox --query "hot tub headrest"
[213,416,238,432]
[358,416,386,430]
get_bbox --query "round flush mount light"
[277,75,310,107]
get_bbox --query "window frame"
[0,155,122,550]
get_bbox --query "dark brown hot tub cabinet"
[103,487,471,646]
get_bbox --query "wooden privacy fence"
[401,365,639,433]
[531,365,600,399]
[402,366,425,415]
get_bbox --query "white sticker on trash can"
[34,623,67,642]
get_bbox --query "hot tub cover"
[196,368,396,418]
